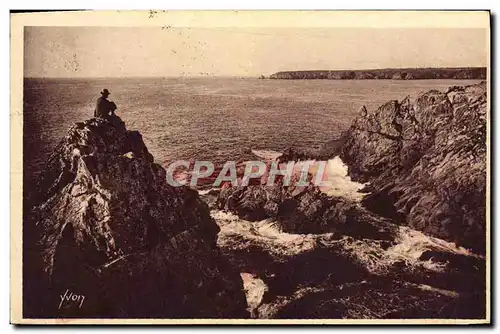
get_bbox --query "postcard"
[10,10,490,324]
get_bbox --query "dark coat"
[94,97,117,118]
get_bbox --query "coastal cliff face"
[341,82,487,253]
[269,67,487,80]
[24,116,248,318]
[218,82,487,254]
[214,82,487,318]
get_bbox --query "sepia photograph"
[10,10,490,324]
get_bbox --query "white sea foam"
[209,149,480,315]
[321,156,366,201]
[212,210,321,257]
[240,273,268,317]
[213,209,479,276]
[197,189,213,195]
[212,206,480,314]
[277,155,366,201]
[251,149,283,161]
[253,148,366,200]
[386,226,479,262]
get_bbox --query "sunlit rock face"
[341,82,487,254]
[24,116,248,318]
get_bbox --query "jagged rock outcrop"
[276,137,347,163]
[219,81,485,250]
[24,116,248,318]
[341,82,487,253]
[251,82,486,253]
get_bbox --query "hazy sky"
[24,27,488,78]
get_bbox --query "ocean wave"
[213,209,478,276]
[212,208,480,317]
[322,156,366,201]
[252,148,367,200]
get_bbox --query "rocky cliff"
[24,116,248,318]
[270,67,486,80]
[219,82,487,254]
[341,82,487,253]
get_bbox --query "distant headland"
[268,67,486,80]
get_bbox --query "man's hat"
[101,89,110,95]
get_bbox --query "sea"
[23,77,481,190]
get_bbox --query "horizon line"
[23,66,487,80]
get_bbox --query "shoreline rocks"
[213,208,485,319]
[23,80,487,320]
[340,82,487,253]
[237,82,487,254]
[213,81,487,319]
[217,183,398,241]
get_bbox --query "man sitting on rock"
[94,89,118,119]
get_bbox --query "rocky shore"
[224,81,487,253]
[341,82,487,254]
[24,81,487,320]
[214,81,487,318]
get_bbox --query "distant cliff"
[269,67,486,80]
